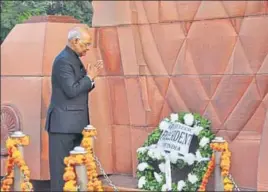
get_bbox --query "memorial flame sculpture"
[1,1,268,191]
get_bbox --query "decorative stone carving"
[1,104,21,156]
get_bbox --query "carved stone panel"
[1,104,21,155]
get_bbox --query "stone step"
[1,174,255,191]
[100,174,143,191]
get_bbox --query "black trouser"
[48,132,82,191]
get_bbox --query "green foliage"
[143,128,162,146]
[46,1,93,24]
[0,0,93,43]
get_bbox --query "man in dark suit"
[45,26,103,191]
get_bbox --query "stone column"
[70,146,88,191]
[212,137,225,191]
[11,131,25,191]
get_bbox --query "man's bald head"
[67,26,92,57]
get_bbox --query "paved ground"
[1,174,254,191]
[30,175,138,191]
[0,175,139,191]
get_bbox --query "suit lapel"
[79,60,87,76]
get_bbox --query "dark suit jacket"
[45,46,95,133]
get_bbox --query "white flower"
[148,148,164,160]
[188,173,198,184]
[193,125,204,136]
[169,151,184,164]
[148,150,154,158]
[159,120,170,131]
[184,153,196,165]
[199,137,210,148]
[177,180,186,191]
[137,162,149,171]
[169,151,179,164]
[153,172,163,183]
[195,150,203,162]
[158,163,166,173]
[161,184,167,191]
[170,113,178,122]
[137,147,147,154]
[164,118,170,122]
[138,176,146,188]
[154,150,163,160]
[149,144,157,149]
[183,113,194,126]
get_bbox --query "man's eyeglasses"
[79,39,91,47]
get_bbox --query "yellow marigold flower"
[20,136,30,146]
[223,177,232,184]
[6,138,16,148]
[224,183,234,191]
[81,138,92,148]
[63,180,77,191]
[12,150,21,159]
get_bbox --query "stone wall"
[90,1,268,190]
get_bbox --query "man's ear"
[73,38,80,45]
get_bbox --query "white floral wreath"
[136,112,215,191]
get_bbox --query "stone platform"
[4,174,140,191]
[101,174,142,191]
[1,174,254,191]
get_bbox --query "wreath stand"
[136,112,240,191]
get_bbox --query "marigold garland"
[198,154,215,191]
[63,127,103,191]
[210,141,234,191]
[82,128,103,191]
[1,135,33,192]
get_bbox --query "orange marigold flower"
[21,181,33,191]
[3,178,13,185]
[63,170,76,181]
[64,157,76,165]
[1,185,10,191]
[65,166,74,172]
[81,138,92,148]
[87,186,94,191]
[221,170,229,176]
[20,136,30,146]
[75,155,86,164]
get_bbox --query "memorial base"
[100,174,215,192]
[100,174,146,191]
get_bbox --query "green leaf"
[1,0,93,42]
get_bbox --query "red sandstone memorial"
[1,1,268,191]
